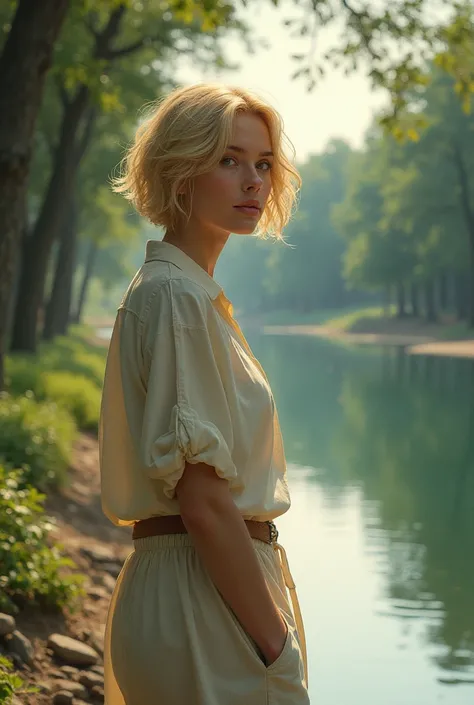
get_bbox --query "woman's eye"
[258,161,272,171]
[221,156,237,166]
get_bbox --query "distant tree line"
[217,66,474,327]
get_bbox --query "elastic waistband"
[132,532,276,558]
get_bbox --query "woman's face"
[188,112,273,237]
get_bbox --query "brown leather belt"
[132,514,279,544]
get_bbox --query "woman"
[99,83,309,705]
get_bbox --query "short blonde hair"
[112,83,301,240]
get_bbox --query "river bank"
[262,313,474,360]
[1,432,131,705]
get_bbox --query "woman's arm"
[176,461,287,666]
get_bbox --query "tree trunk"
[452,143,474,327]
[0,0,70,388]
[10,3,127,352]
[409,281,420,318]
[424,280,437,323]
[438,271,449,311]
[396,283,406,318]
[43,194,78,340]
[383,285,391,317]
[10,89,94,352]
[454,272,469,320]
[71,239,98,324]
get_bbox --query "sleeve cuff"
[147,404,244,500]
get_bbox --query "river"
[247,329,474,705]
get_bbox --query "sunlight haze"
[177,1,387,162]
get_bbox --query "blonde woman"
[99,83,310,705]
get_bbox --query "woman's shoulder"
[120,260,215,329]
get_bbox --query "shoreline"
[262,323,474,360]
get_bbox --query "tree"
[0,0,70,390]
[10,0,241,353]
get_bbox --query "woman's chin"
[231,224,259,236]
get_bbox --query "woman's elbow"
[176,461,232,524]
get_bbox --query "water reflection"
[246,330,474,702]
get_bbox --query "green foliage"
[0,393,76,491]
[0,465,85,616]
[42,372,101,431]
[324,307,397,332]
[0,653,38,704]
[5,329,106,432]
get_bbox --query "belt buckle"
[267,520,279,544]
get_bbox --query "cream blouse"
[99,239,291,527]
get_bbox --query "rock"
[90,664,104,675]
[91,685,105,702]
[101,563,122,578]
[78,628,92,642]
[79,671,104,689]
[6,630,34,666]
[100,573,117,593]
[36,681,52,694]
[0,613,16,636]
[53,679,88,697]
[50,669,66,678]
[90,628,105,656]
[53,691,74,705]
[8,652,24,670]
[47,634,99,667]
[59,665,79,678]
[81,545,118,564]
[87,586,109,601]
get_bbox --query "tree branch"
[75,106,97,164]
[94,3,127,60]
[55,76,69,108]
[84,11,99,40]
[101,36,147,60]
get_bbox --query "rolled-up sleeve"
[140,278,243,500]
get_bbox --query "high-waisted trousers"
[104,534,310,705]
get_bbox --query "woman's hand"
[259,616,288,666]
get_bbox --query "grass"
[257,305,474,340]
[5,324,107,433]
[323,306,396,331]
[437,322,474,340]
[259,305,371,327]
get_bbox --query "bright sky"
[177,1,388,163]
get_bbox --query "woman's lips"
[234,205,260,216]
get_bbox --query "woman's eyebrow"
[227,144,274,157]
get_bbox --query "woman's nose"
[243,169,262,191]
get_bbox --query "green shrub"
[0,655,38,703]
[0,465,85,616]
[42,372,101,430]
[0,393,76,490]
[3,355,43,398]
[5,329,106,432]
[39,336,106,388]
